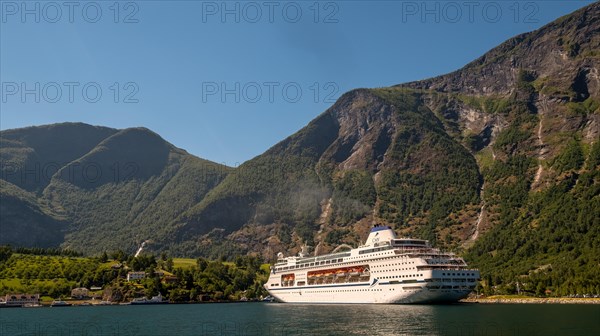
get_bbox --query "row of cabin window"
[373,261,415,268]
[275,258,345,271]
[276,253,417,272]
[442,272,477,277]
[305,289,384,293]
[380,274,422,279]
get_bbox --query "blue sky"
[0,0,593,165]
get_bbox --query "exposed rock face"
[402,3,600,96]
[171,3,598,258]
[321,89,395,171]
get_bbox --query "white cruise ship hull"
[268,282,473,304]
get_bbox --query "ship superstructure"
[264,224,479,303]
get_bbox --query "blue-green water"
[1,303,599,335]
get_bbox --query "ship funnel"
[364,225,396,247]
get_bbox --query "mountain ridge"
[0,122,231,252]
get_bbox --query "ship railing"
[417,265,480,272]
[394,248,455,256]
[423,259,466,265]
[417,266,464,271]
[314,252,352,261]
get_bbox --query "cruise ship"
[264,224,480,303]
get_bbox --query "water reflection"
[263,304,439,335]
[1,303,598,336]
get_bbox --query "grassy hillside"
[0,252,103,297]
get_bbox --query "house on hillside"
[71,287,90,299]
[2,294,40,306]
[127,271,146,281]
[162,275,178,284]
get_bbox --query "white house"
[127,271,146,281]
[3,294,40,306]
[71,287,90,299]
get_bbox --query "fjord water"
[2,303,599,335]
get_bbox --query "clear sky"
[0,0,593,165]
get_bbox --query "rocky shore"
[461,297,600,304]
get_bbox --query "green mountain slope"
[0,123,230,254]
[0,180,65,247]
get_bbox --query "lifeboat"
[349,268,362,276]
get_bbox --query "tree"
[111,250,126,262]
[536,282,546,297]
[197,257,208,272]
[100,251,108,263]
[165,258,174,272]
[0,246,12,263]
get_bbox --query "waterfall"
[134,241,148,257]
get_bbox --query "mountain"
[167,88,482,257]
[1,3,598,295]
[165,3,599,294]
[0,123,231,253]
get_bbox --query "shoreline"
[461,297,600,304]
[4,299,600,308]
